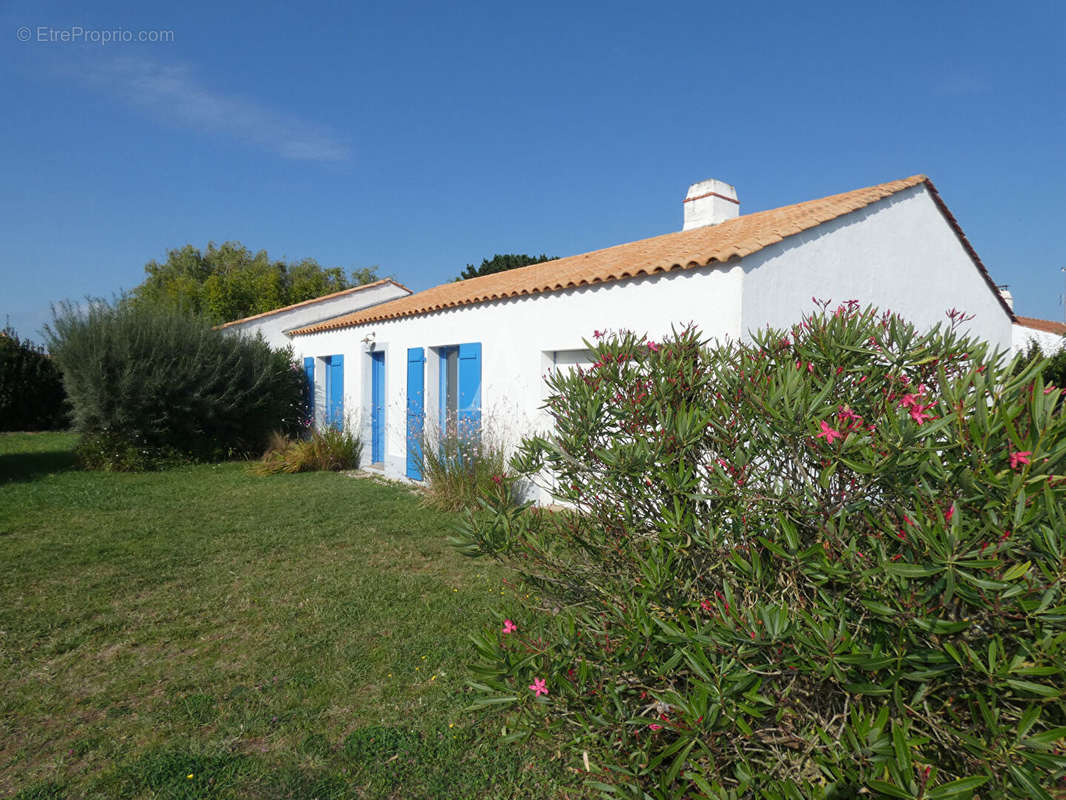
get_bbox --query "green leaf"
[845,682,892,696]
[885,563,943,578]
[925,776,989,798]
[865,779,914,798]
[1007,764,1053,799]
[1023,726,1066,746]
[1005,680,1060,698]
[1002,560,1031,581]
[892,723,910,773]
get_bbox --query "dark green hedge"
[0,327,67,431]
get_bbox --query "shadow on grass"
[0,448,79,485]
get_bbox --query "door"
[326,354,344,430]
[303,357,315,425]
[406,348,425,480]
[371,351,385,464]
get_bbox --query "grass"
[0,432,585,799]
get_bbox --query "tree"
[456,253,557,282]
[130,242,380,323]
[1017,339,1066,389]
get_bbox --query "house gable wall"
[739,184,1012,348]
[1012,324,1065,354]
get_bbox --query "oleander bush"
[252,425,362,474]
[47,299,308,469]
[454,304,1066,798]
[0,326,67,431]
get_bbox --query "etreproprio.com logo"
[16,25,175,44]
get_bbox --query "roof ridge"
[1016,315,1066,335]
[291,175,932,336]
[216,278,410,329]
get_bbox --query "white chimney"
[683,178,739,231]
[998,285,1014,311]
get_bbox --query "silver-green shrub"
[47,299,308,469]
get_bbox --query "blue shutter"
[406,348,425,480]
[457,342,482,448]
[303,357,315,425]
[371,351,386,463]
[328,354,344,430]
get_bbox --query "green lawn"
[0,432,583,799]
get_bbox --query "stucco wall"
[291,266,744,483]
[739,184,1012,348]
[221,281,410,350]
[288,183,1014,494]
[1012,323,1065,354]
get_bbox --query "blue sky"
[2,0,1064,342]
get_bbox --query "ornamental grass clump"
[252,425,362,474]
[453,304,1066,798]
[421,423,512,512]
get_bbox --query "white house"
[217,278,411,349]
[1012,315,1066,354]
[278,174,1016,486]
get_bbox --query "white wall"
[740,184,1013,349]
[292,266,744,482]
[1012,323,1065,354]
[221,282,410,350]
[290,183,1014,496]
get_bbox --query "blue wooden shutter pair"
[303,357,315,425]
[457,343,482,450]
[406,348,425,480]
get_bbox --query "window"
[441,345,459,438]
[436,343,481,447]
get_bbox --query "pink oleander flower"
[647,341,660,353]
[909,404,934,425]
[502,619,517,635]
[899,393,920,409]
[648,723,662,731]
[700,599,712,612]
[837,406,863,428]
[1009,450,1032,469]
[816,420,843,444]
[593,329,605,339]
[529,677,548,697]
[945,504,955,522]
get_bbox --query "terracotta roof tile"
[291,175,1009,335]
[1016,316,1066,336]
[215,278,410,329]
